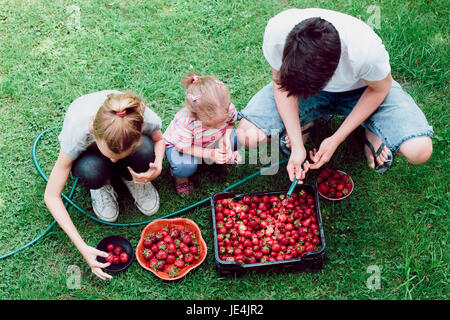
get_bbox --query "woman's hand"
[127,162,162,184]
[80,245,112,280]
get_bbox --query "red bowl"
[136,218,207,280]
[316,170,354,201]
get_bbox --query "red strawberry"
[174,259,185,268]
[189,245,199,255]
[272,243,281,252]
[155,250,168,260]
[184,253,194,264]
[112,255,120,265]
[244,248,253,257]
[302,218,311,228]
[106,244,115,252]
[169,228,180,238]
[149,258,158,270]
[143,238,153,248]
[318,183,329,195]
[234,254,245,263]
[167,243,177,254]
[312,236,321,244]
[320,170,329,179]
[142,248,153,260]
[180,243,190,254]
[156,260,166,271]
[242,196,252,204]
[105,252,114,263]
[150,244,159,253]
[166,254,176,264]
[161,229,169,237]
[164,235,173,243]
[113,246,123,256]
[119,252,129,264]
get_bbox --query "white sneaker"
[90,182,119,222]
[122,179,160,216]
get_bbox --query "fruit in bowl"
[316,168,354,200]
[136,218,207,280]
[96,235,134,272]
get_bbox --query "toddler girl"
[163,73,240,196]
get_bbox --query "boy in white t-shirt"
[236,8,433,182]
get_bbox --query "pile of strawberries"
[317,168,353,199]
[215,189,322,265]
[140,226,201,278]
[105,244,129,265]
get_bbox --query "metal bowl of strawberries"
[316,168,354,201]
[136,218,207,280]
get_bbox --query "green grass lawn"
[0,0,448,300]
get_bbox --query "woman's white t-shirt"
[263,8,391,92]
[58,90,162,160]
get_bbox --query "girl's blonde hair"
[181,72,231,127]
[93,91,145,154]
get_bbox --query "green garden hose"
[0,126,288,260]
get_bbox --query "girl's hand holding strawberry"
[209,148,232,164]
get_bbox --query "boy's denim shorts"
[237,80,433,152]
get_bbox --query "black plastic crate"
[211,183,326,277]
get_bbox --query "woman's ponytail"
[93,91,146,154]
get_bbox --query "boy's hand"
[81,245,112,281]
[308,136,340,170]
[127,162,162,184]
[287,148,310,183]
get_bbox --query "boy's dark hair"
[277,17,341,99]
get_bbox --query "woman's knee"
[398,136,433,165]
[72,152,111,189]
[124,135,155,173]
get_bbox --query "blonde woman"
[44,90,165,279]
